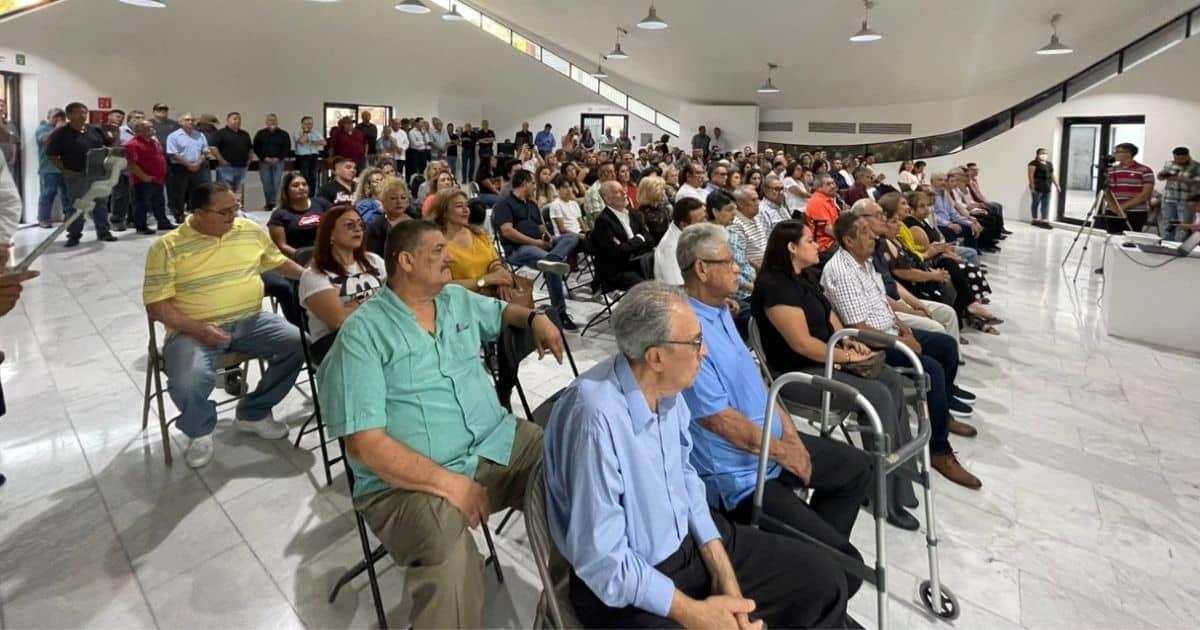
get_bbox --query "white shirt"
[392,127,409,159]
[522,158,539,173]
[757,199,790,234]
[298,253,386,343]
[408,128,429,151]
[548,198,584,234]
[610,207,635,239]
[675,183,708,204]
[654,223,684,285]
[898,170,919,190]
[838,169,854,186]
[783,176,808,212]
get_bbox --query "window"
[598,83,627,108]
[456,3,482,26]
[1066,54,1119,99]
[1123,16,1186,71]
[511,33,540,59]
[541,49,570,76]
[1013,86,1064,126]
[962,111,1012,149]
[480,15,510,43]
[570,65,599,92]
[913,132,962,159]
[627,97,656,124]
[656,113,680,137]
[867,140,913,163]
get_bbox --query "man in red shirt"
[1104,142,1155,233]
[125,120,175,234]
[328,116,366,171]
[805,175,842,259]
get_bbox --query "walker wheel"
[919,580,960,620]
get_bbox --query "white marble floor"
[0,211,1198,630]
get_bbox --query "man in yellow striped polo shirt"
[143,181,305,468]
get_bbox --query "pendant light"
[756,63,780,94]
[119,0,167,7]
[394,0,431,15]
[636,2,668,30]
[592,55,610,79]
[607,28,630,60]
[442,1,465,21]
[1036,14,1074,55]
[849,0,882,42]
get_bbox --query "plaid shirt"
[1159,159,1200,204]
[820,248,897,333]
[727,227,755,301]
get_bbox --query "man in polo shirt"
[1156,146,1200,241]
[165,113,212,223]
[150,103,179,148]
[45,101,117,247]
[705,162,729,194]
[691,125,711,159]
[356,110,378,166]
[534,123,556,157]
[125,120,175,234]
[253,114,291,212]
[143,181,305,469]
[211,112,254,194]
[805,176,841,258]
[1104,142,1155,234]
[317,220,564,629]
[730,185,767,266]
[844,167,875,206]
[676,223,871,597]
[493,169,580,329]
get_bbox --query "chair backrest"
[292,246,315,268]
[464,180,480,199]
[523,461,579,629]
[746,317,775,384]
[541,205,556,236]
[499,310,580,381]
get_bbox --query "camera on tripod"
[1097,153,1117,172]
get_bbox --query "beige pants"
[355,420,543,629]
[898,300,960,341]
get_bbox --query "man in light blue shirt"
[930,171,979,249]
[534,123,556,156]
[676,224,872,596]
[292,115,324,196]
[544,281,852,629]
[429,117,450,162]
[35,108,68,228]
[164,113,212,220]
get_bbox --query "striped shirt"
[1106,161,1154,209]
[143,217,287,327]
[731,212,767,265]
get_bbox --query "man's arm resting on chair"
[345,429,492,527]
[146,299,229,347]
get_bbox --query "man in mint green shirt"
[318,220,563,628]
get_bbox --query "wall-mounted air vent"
[858,123,912,135]
[808,121,857,134]
[759,121,794,132]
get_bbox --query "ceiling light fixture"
[607,27,630,60]
[119,0,167,7]
[849,0,882,42]
[636,2,668,30]
[394,0,431,15]
[442,1,465,21]
[592,55,610,79]
[1036,13,1074,55]
[757,63,781,94]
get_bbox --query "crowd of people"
[26,97,1042,627]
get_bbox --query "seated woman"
[421,170,456,216]
[427,188,526,409]
[365,176,413,257]
[903,191,981,266]
[473,156,503,207]
[269,171,330,258]
[635,174,672,246]
[298,204,386,362]
[354,167,386,225]
[751,220,921,529]
[533,164,558,208]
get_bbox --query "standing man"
[150,103,179,148]
[390,117,410,179]
[429,117,450,167]
[514,121,534,149]
[165,113,212,223]
[329,116,367,173]
[101,109,132,232]
[617,128,633,152]
[1105,142,1155,234]
[445,123,460,181]
[35,108,68,228]
[691,125,711,161]
[599,127,617,152]
[459,122,477,184]
[1157,147,1200,241]
[407,119,431,180]
[45,102,117,247]
[253,113,291,212]
[357,110,379,166]
[119,110,144,145]
[534,123,556,157]
[211,112,253,196]
[124,120,175,234]
[293,116,324,196]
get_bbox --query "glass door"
[1057,116,1145,223]
[580,113,627,147]
[1,71,22,202]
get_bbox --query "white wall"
[678,104,760,154]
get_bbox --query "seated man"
[493,168,581,328]
[948,168,1001,252]
[544,282,854,629]
[843,167,875,206]
[929,172,982,250]
[653,197,707,285]
[965,162,1010,236]
[318,220,564,628]
[805,175,842,260]
[590,180,653,290]
[142,182,305,468]
[757,175,792,233]
[821,213,982,489]
[676,223,873,593]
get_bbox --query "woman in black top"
[751,220,920,528]
[1027,147,1059,228]
[269,172,330,257]
[473,155,502,207]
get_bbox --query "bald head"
[601,180,627,210]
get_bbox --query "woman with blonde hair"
[636,174,672,245]
[421,170,458,216]
[417,159,448,203]
[354,166,385,223]
[365,176,413,256]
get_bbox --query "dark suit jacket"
[589,207,653,289]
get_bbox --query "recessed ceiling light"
[119,0,167,7]
[394,0,431,15]
[636,2,668,30]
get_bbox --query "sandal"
[968,315,1000,335]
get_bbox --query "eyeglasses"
[203,205,240,218]
[340,220,366,231]
[663,332,704,352]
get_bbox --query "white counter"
[1102,236,1200,354]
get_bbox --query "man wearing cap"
[151,103,179,148]
[35,108,68,228]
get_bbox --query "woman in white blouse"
[783,162,811,213]
[898,160,921,191]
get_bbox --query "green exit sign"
[15,54,25,66]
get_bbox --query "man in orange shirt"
[805,175,841,259]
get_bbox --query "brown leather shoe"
[948,418,978,437]
[931,452,982,489]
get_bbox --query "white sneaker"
[185,435,215,468]
[234,415,289,440]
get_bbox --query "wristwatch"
[527,308,547,328]
[476,277,487,289]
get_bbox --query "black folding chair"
[288,247,340,486]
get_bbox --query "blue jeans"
[1160,200,1193,241]
[38,172,69,223]
[461,150,476,186]
[259,160,285,208]
[216,166,248,193]
[475,192,502,208]
[66,197,111,239]
[508,234,581,317]
[446,155,458,181]
[1030,190,1051,221]
[162,311,304,438]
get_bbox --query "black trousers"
[109,174,131,225]
[884,330,957,454]
[727,433,872,597]
[295,155,320,197]
[570,511,852,629]
[166,164,211,218]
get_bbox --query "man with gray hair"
[543,281,853,629]
[730,185,767,266]
[758,174,791,232]
[591,179,652,290]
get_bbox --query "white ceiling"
[477,0,1198,109]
